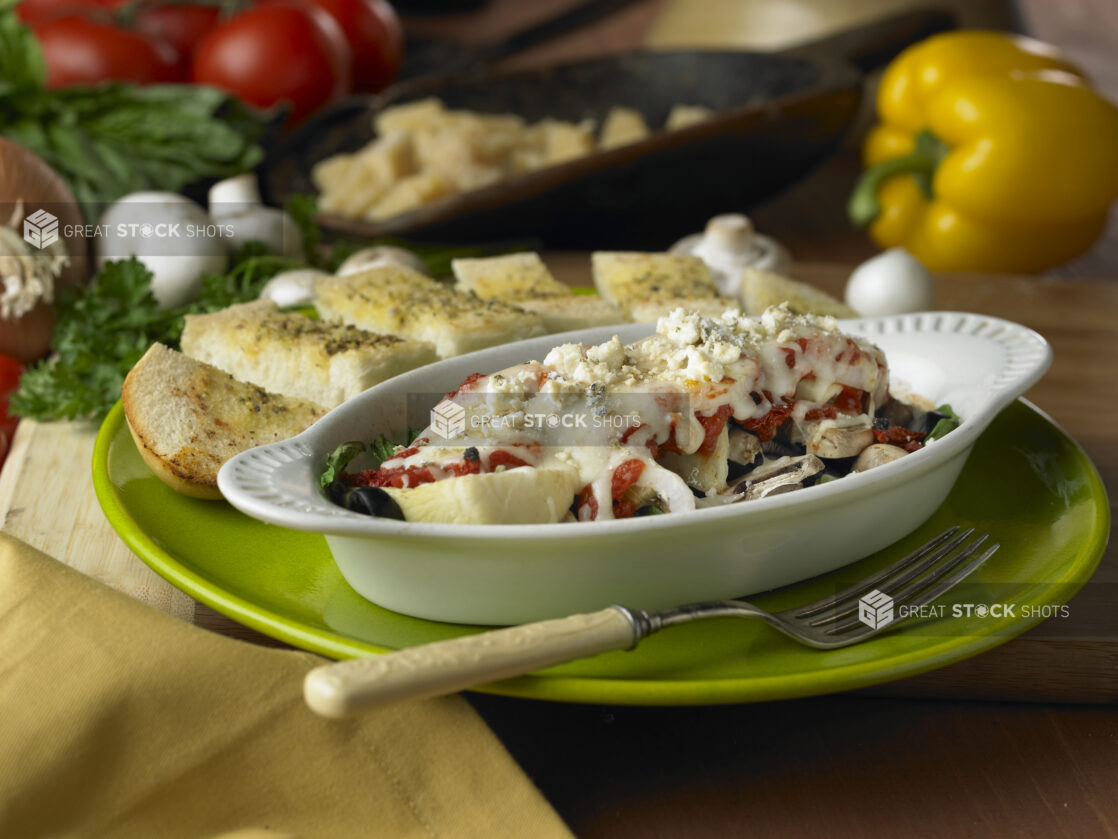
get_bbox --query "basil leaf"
[369,435,402,464]
[0,0,45,96]
[0,9,269,211]
[320,442,367,491]
[926,404,960,442]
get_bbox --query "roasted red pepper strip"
[359,465,436,488]
[696,405,733,455]
[873,426,926,451]
[447,372,484,399]
[744,399,793,441]
[578,458,646,521]
[610,459,646,519]
[833,385,865,414]
[488,449,530,470]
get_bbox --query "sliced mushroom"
[797,418,875,460]
[727,426,763,478]
[852,443,908,473]
[730,454,824,501]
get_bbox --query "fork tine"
[805,527,975,627]
[794,526,961,619]
[821,537,998,637]
[892,542,1000,613]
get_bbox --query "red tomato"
[303,0,403,92]
[16,0,111,24]
[192,1,352,123]
[1,355,23,467]
[0,355,20,395]
[117,2,221,76]
[33,14,183,86]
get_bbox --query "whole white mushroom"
[208,174,303,260]
[845,248,935,316]
[336,246,427,276]
[670,214,790,297]
[95,191,227,309]
[220,209,304,260]
[258,268,329,308]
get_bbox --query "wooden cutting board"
[1,259,1114,701]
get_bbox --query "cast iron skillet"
[260,8,954,249]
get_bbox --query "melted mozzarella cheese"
[377,304,888,520]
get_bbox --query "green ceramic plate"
[93,399,1108,705]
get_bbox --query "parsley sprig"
[9,248,297,423]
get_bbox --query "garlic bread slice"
[384,467,580,524]
[122,343,324,499]
[514,295,628,334]
[182,300,437,409]
[740,268,857,318]
[315,264,546,358]
[591,252,719,312]
[451,252,571,302]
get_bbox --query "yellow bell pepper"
[849,31,1118,273]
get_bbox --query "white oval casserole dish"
[219,312,1051,625]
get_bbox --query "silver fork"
[305,526,998,717]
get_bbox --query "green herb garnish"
[368,435,401,464]
[10,248,301,423]
[926,404,960,442]
[320,431,421,489]
[319,442,367,491]
[0,4,268,210]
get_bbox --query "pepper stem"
[848,130,949,228]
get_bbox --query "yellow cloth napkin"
[0,533,574,839]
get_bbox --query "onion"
[0,138,89,362]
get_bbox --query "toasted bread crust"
[125,420,224,500]
[122,343,324,498]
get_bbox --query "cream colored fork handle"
[304,607,638,717]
